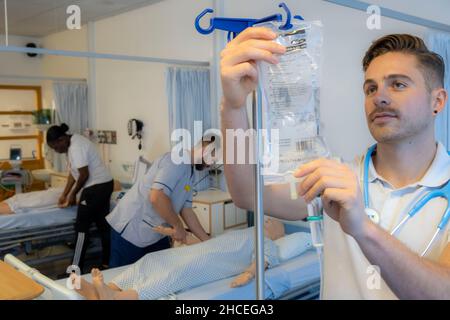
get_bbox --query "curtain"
[166,67,212,191]
[48,81,88,172]
[426,31,450,151]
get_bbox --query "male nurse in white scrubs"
[220,29,450,299]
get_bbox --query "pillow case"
[274,232,312,262]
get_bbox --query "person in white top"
[220,29,450,299]
[47,123,114,273]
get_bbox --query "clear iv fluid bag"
[256,20,329,184]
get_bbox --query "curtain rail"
[323,0,450,33]
[0,45,210,67]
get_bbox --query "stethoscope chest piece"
[365,208,380,224]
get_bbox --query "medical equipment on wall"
[10,145,22,163]
[127,119,144,150]
[1,169,32,194]
[195,2,311,300]
[0,146,32,194]
[363,144,450,257]
[256,20,327,186]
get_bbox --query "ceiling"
[0,0,163,38]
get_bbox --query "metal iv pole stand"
[252,89,265,300]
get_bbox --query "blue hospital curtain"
[166,67,212,191]
[48,81,88,172]
[426,31,450,151]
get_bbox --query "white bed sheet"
[0,206,77,230]
[176,249,319,300]
[51,249,319,300]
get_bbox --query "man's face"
[363,52,434,143]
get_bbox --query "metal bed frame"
[0,221,100,267]
[278,278,320,300]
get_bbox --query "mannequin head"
[264,218,285,240]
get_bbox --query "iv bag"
[255,20,329,185]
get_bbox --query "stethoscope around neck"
[363,144,450,257]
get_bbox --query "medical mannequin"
[74,218,285,300]
[0,202,12,215]
[0,188,65,215]
[154,219,285,288]
[0,182,121,215]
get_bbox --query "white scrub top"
[67,134,112,188]
[106,152,194,248]
[323,142,450,300]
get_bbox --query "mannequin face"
[264,218,285,240]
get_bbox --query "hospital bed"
[0,156,149,269]
[3,223,320,300]
[0,194,122,266]
[0,207,78,264]
[4,248,319,300]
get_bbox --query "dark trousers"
[109,227,171,268]
[72,180,114,272]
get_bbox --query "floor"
[15,240,104,280]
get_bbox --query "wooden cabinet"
[190,189,247,236]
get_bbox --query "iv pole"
[195,2,302,300]
[252,89,265,299]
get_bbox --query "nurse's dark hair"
[46,123,70,143]
[362,34,445,92]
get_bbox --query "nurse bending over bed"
[73,218,310,300]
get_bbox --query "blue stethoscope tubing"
[363,144,450,256]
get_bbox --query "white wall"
[370,0,450,25]
[41,28,88,79]
[0,35,43,83]
[222,0,447,161]
[12,0,213,180]
[92,0,213,181]
[40,28,89,109]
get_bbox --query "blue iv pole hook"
[195,2,304,41]
[195,8,215,35]
[278,3,293,30]
[278,3,304,29]
[275,2,305,29]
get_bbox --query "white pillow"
[274,232,312,262]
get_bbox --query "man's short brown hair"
[362,34,445,92]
